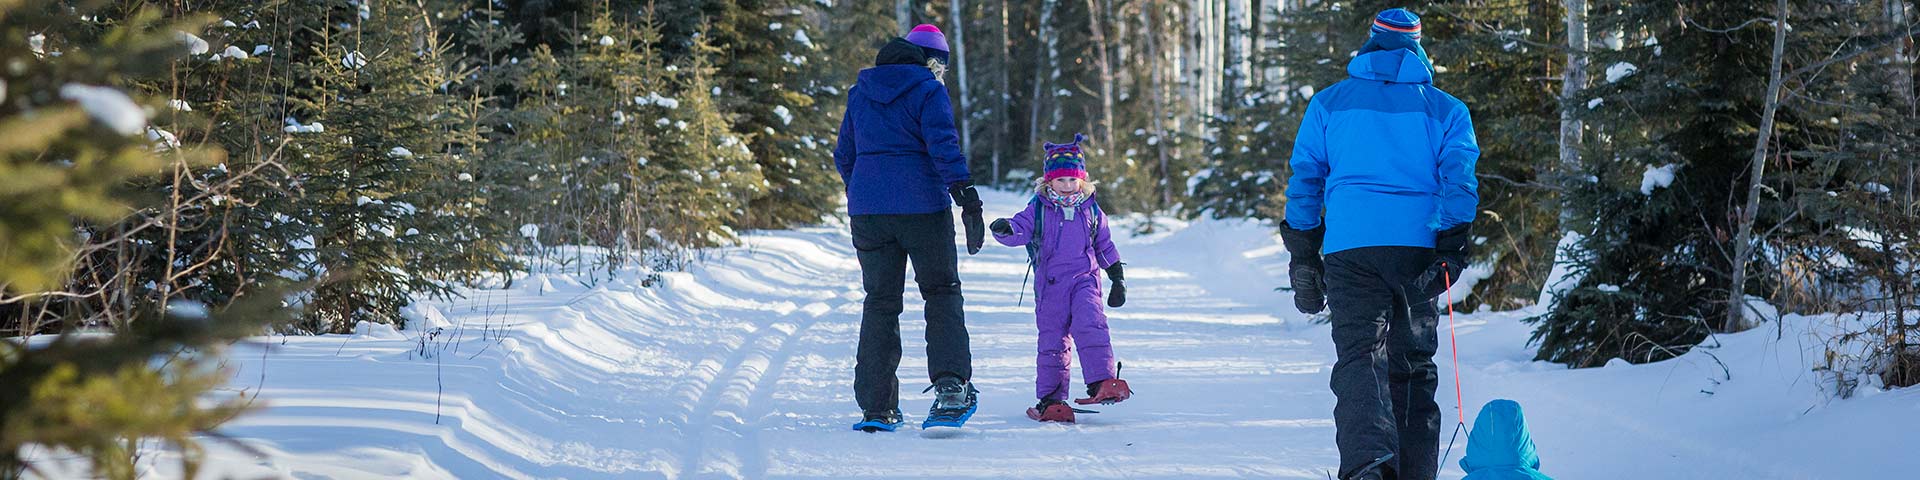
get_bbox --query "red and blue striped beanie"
[1370,8,1421,40]
[1042,133,1089,182]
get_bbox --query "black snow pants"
[850,211,973,414]
[1326,246,1442,480]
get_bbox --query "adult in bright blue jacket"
[1461,399,1553,480]
[833,27,984,433]
[1276,8,1480,480]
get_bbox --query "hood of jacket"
[1347,45,1434,84]
[1461,399,1542,472]
[854,65,939,105]
[852,38,938,105]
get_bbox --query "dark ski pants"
[1326,246,1441,480]
[851,211,973,414]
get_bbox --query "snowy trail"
[91,189,1915,479]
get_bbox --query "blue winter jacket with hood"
[1284,39,1480,254]
[833,39,971,215]
[1461,399,1553,480]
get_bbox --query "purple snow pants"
[1035,275,1116,401]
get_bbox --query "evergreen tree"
[703,0,843,229]
[121,0,320,315]
[1771,0,1919,387]
[1424,0,1564,310]
[1530,0,1815,366]
[641,24,765,249]
[285,0,514,333]
[0,2,280,476]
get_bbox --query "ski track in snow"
[61,188,1915,479]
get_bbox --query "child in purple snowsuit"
[989,134,1131,423]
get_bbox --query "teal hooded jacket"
[1461,399,1553,480]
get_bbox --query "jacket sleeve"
[1092,206,1121,269]
[916,84,972,187]
[1433,102,1481,230]
[1284,96,1330,230]
[994,200,1037,247]
[832,101,857,182]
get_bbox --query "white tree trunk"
[994,0,1011,184]
[1147,4,1173,209]
[1559,0,1589,226]
[1087,0,1116,152]
[1029,0,1058,159]
[1559,0,1589,245]
[1727,0,1791,332]
[896,0,912,33]
[951,0,972,165]
[1895,0,1916,218]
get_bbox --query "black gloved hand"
[1413,223,1473,300]
[1105,263,1127,308]
[949,182,985,255]
[1278,221,1327,315]
[990,218,1013,237]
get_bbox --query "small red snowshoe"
[1027,400,1080,423]
[1074,378,1133,405]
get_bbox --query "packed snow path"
[126,188,1915,479]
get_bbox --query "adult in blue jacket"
[1460,400,1553,480]
[833,26,984,432]
[1277,8,1480,480]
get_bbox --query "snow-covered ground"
[54,189,1916,479]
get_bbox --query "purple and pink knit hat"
[1042,134,1089,182]
[904,24,951,63]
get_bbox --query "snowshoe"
[850,410,903,433]
[1026,399,1101,423]
[920,378,977,429]
[1073,378,1133,405]
[1027,399,1078,423]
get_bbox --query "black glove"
[1105,263,1127,308]
[1278,221,1326,314]
[990,218,1013,237]
[949,182,985,255]
[1413,223,1473,300]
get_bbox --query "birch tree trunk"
[1029,0,1058,158]
[1088,0,1117,151]
[1727,0,1791,332]
[1249,0,1264,90]
[1147,3,1173,210]
[951,0,972,166]
[994,0,1011,184]
[1559,0,1589,225]
[896,0,912,33]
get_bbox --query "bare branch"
[1685,15,1776,34]
[1785,21,1920,82]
